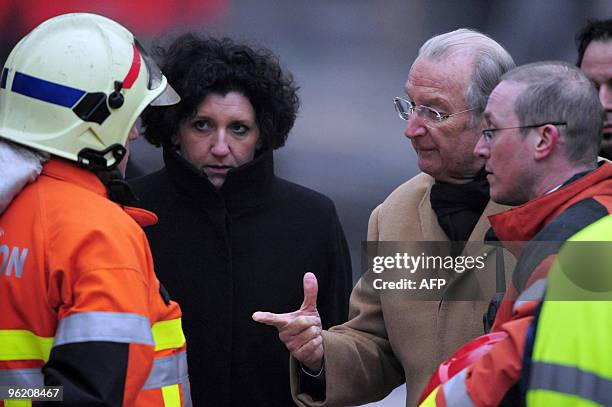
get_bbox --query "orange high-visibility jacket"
[0,158,191,406]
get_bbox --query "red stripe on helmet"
[122,43,141,89]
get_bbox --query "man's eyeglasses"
[393,96,475,124]
[481,122,567,143]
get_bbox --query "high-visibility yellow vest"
[525,215,612,407]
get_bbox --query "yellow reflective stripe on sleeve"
[419,386,439,407]
[161,384,181,407]
[0,330,53,361]
[4,400,32,407]
[152,319,185,351]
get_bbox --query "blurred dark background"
[3,1,610,404]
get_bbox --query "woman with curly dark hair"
[129,34,352,406]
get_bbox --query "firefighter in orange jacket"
[419,62,611,406]
[0,13,191,406]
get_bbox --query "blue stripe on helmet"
[1,68,8,89]
[12,72,85,108]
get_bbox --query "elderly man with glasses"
[253,29,515,406]
[423,61,612,406]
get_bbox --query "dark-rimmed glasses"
[482,122,567,143]
[393,96,475,124]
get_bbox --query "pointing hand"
[252,272,324,372]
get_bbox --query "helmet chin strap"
[77,143,126,171]
[106,175,139,206]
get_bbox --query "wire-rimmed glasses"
[481,122,567,143]
[393,96,475,124]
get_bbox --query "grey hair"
[419,28,515,127]
[502,61,603,165]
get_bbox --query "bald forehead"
[407,54,474,86]
[485,80,526,121]
[405,54,475,107]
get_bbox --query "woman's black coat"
[129,147,352,406]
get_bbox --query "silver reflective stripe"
[443,368,474,406]
[54,312,154,347]
[530,362,612,406]
[513,278,547,312]
[0,369,43,387]
[182,377,192,407]
[143,351,189,390]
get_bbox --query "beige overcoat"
[291,172,513,407]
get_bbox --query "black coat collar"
[162,144,274,209]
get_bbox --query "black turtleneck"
[162,143,274,211]
[129,146,352,407]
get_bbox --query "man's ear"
[534,124,561,161]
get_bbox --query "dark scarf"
[430,169,490,246]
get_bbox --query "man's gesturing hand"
[252,272,324,373]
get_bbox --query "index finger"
[252,311,291,328]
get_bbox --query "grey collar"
[0,140,49,215]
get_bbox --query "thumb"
[300,272,318,311]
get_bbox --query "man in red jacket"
[0,13,191,406]
[423,61,611,406]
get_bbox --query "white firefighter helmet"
[0,13,179,170]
